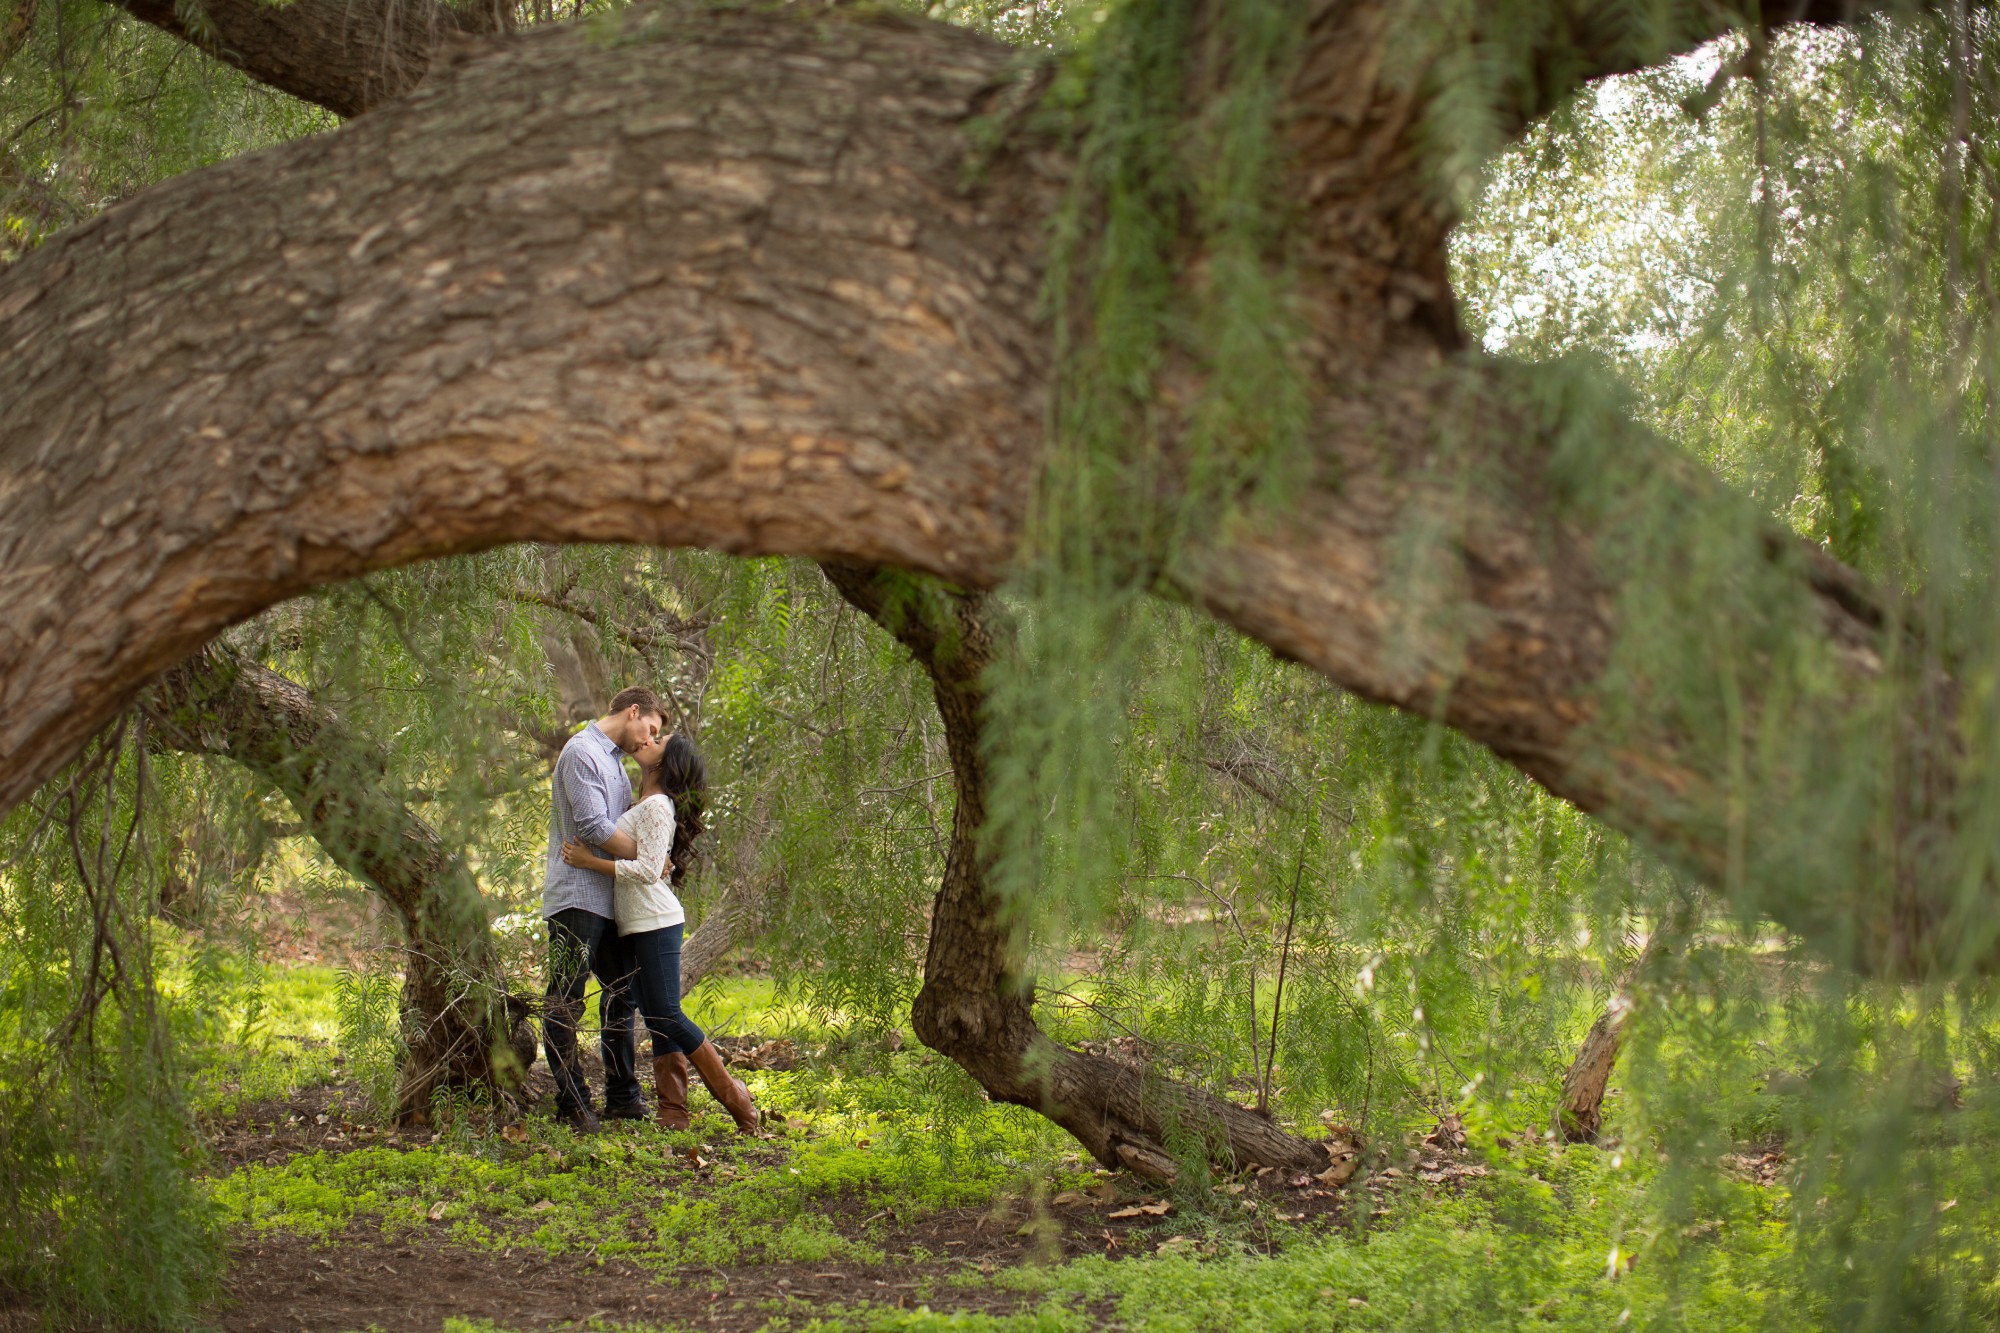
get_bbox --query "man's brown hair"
[608,685,669,721]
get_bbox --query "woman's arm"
[615,799,673,891]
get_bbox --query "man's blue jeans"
[543,907,645,1114]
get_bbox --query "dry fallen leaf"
[1138,1200,1171,1216]
[1089,1180,1119,1204]
[529,1200,555,1212]
[1051,1190,1092,1208]
[1222,1182,1248,1196]
[501,1124,528,1143]
[684,1147,708,1169]
[1316,1153,1360,1188]
[1107,1205,1146,1219]
[426,1201,448,1221]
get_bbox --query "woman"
[559,734,758,1134]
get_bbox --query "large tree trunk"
[678,869,781,997]
[145,642,535,1118]
[0,0,1956,974]
[820,563,1334,1179]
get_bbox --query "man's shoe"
[555,1104,602,1136]
[603,1099,650,1122]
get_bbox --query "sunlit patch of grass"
[203,1054,1086,1270]
[971,1163,1804,1333]
[206,1053,1817,1331]
[154,946,349,1119]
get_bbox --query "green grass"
[208,1057,1100,1266]
[194,962,1846,1333]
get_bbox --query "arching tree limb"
[678,869,781,997]
[0,0,1963,974]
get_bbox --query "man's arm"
[561,748,621,847]
[562,746,640,857]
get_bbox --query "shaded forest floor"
[194,1045,1503,1332]
[5,944,1824,1333]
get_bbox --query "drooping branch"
[821,562,1338,1178]
[145,642,532,1116]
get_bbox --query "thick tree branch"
[1,0,43,67]
[99,0,513,118]
[504,585,708,656]
[0,4,1044,818]
[0,1,1961,973]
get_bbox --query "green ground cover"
[190,965,1841,1333]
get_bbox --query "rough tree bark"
[679,870,781,997]
[145,641,536,1117]
[0,0,1960,973]
[821,563,1338,1178]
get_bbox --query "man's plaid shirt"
[540,722,632,920]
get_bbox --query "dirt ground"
[185,1063,1492,1333]
[0,1050,1514,1333]
[4,885,1484,1333]
[216,1221,1109,1333]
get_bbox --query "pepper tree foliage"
[4,0,2000,1330]
[0,0,331,260]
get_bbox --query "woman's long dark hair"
[651,733,707,887]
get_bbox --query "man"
[540,685,668,1134]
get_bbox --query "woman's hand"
[560,838,611,873]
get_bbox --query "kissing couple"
[538,685,758,1136]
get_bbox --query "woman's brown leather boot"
[686,1040,760,1134]
[653,1052,691,1132]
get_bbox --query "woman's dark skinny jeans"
[611,922,706,1058]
